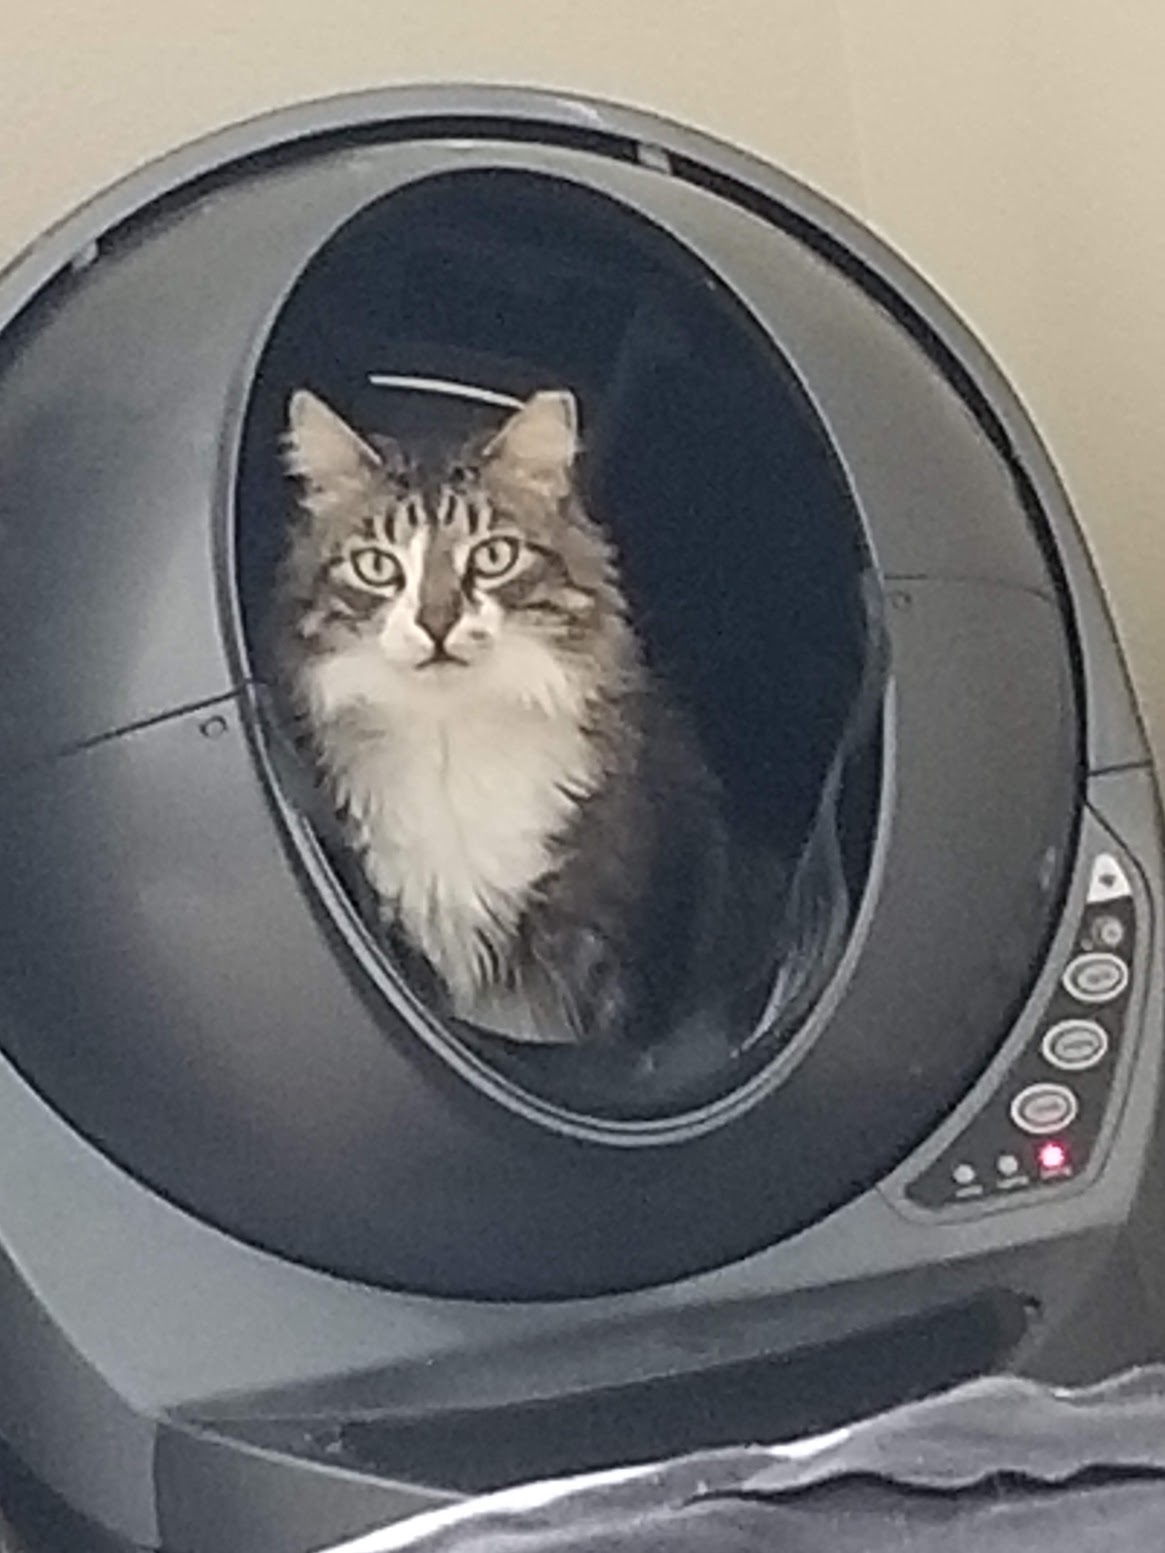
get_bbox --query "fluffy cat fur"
[275,387,734,1047]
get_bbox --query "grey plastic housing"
[0,133,1082,1297]
[0,769,1159,1553]
[0,85,1157,1553]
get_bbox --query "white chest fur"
[302,647,599,1015]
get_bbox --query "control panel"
[907,851,1137,1210]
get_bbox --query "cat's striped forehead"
[370,482,497,547]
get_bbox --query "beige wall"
[2,0,1164,755]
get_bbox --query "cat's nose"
[415,595,462,646]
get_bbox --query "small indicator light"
[1037,1140,1070,1175]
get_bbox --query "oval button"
[1042,1019,1109,1072]
[1063,952,1129,1004]
[1010,1082,1079,1136]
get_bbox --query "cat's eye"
[469,536,522,581]
[350,546,404,591]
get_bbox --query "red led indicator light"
[1037,1140,1070,1175]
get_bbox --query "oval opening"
[235,167,883,1125]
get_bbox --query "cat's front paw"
[533,924,630,1046]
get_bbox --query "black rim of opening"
[232,160,888,1144]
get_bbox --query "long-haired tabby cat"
[276,386,739,1048]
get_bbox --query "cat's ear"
[283,390,383,503]
[485,390,578,497]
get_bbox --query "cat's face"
[282,389,626,716]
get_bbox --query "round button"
[1010,1082,1079,1136]
[1063,952,1129,1004]
[951,1163,977,1187]
[1092,915,1126,950]
[997,1153,1021,1177]
[1042,1019,1109,1072]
